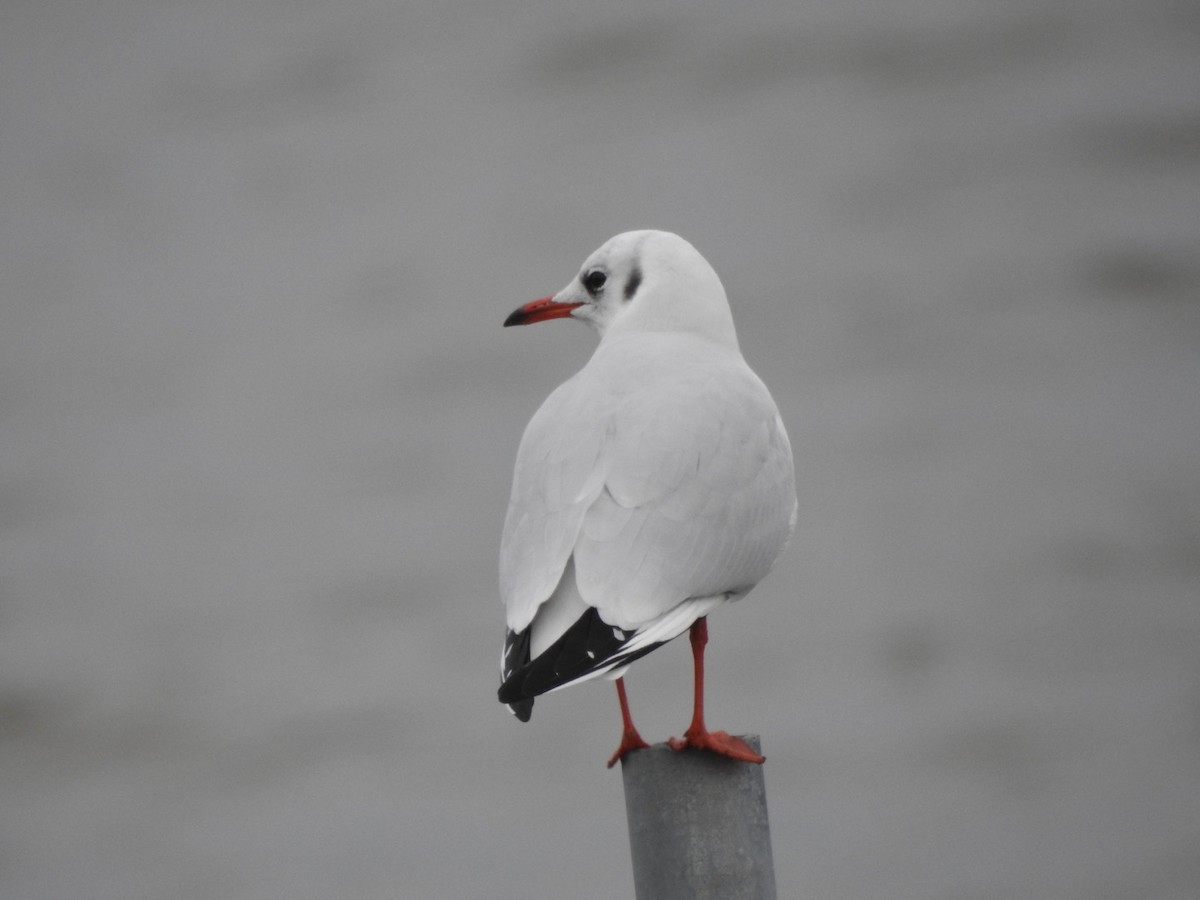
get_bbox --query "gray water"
[2,1,1198,898]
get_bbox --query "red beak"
[504,296,584,327]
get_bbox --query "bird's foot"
[606,727,651,768]
[667,728,765,764]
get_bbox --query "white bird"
[498,231,796,766]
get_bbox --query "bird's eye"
[583,270,607,294]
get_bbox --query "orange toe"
[667,728,765,764]
[606,729,651,768]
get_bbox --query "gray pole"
[619,736,777,900]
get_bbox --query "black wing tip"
[499,626,534,720]
[497,675,529,706]
[506,697,534,722]
[498,608,668,703]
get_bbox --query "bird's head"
[504,231,740,350]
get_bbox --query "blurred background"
[2,1,1198,897]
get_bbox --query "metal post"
[619,736,776,900]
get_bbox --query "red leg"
[667,617,765,764]
[606,677,650,768]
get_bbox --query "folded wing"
[500,334,795,653]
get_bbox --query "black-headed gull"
[498,231,796,766]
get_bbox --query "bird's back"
[500,331,795,639]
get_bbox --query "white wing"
[500,332,795,637]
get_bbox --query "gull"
[497,230,796,766]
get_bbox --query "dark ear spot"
[623,265,642,301]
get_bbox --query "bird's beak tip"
[504,297,583,328]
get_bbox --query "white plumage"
[497,231,795,764]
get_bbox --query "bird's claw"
[606,729,651,768]
[667,728,765,764]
